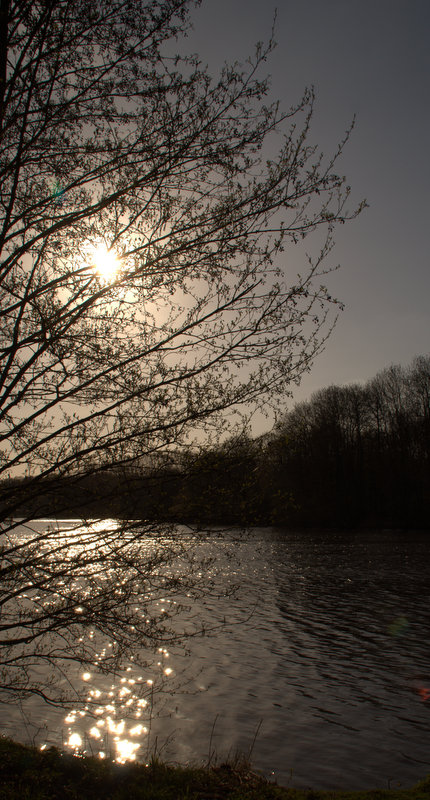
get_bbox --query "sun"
[92,244,120,282]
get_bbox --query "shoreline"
[1,737,429,800]
[3,514,430,533]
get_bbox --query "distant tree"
[408,356,430,463]
[409,356,430,422]
[0,0,362,704]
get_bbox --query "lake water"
[1,523,429,791]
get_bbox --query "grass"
[0,737,429,800]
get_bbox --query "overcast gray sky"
[185,0,430,412]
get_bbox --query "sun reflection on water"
[18,518,189,765]
[62,648,172,763]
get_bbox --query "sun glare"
[92,244,120,282]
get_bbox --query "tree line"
[5,355,428,530]
[132,354,430,529]
[262,354,430,528]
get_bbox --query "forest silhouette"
[4,355,428,530]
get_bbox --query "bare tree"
[0,0,363,705]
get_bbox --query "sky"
[184,0,430,411]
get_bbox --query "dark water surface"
[1,524,429,790]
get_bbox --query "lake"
[1,522,429,791]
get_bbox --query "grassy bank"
[0,738,429,800]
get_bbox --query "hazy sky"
[185,0,430,410]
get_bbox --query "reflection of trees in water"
[6,526,428,786]
[268,529,430,713]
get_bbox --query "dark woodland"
[4,355,429,530]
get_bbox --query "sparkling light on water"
[68,733,83,749]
